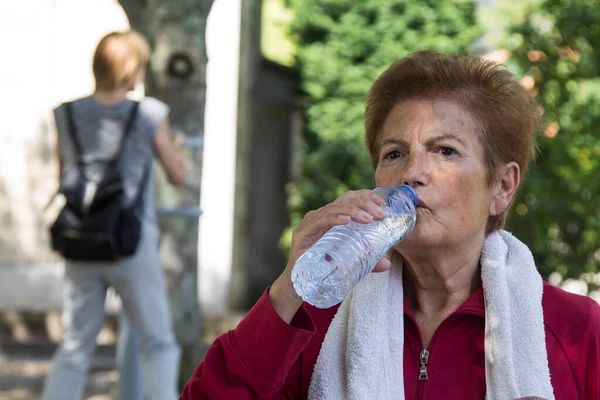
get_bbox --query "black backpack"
[50,101,148,262]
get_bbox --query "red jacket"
[180,282,600,399]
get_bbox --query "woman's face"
[375,99,500,251]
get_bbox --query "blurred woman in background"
[43,31,185,400]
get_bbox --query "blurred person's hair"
[92,31,150,91]
[365,50,542,234]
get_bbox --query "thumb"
[372,256,391,273]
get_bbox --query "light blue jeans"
[117,313,144,400]
[42,224,181,400]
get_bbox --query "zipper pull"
[418,348,429,381]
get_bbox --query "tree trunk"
[119,0,214,373]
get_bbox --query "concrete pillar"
[199,0,263,315]
[198,0,243,316]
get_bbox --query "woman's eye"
[439,147,457,157]
[383,150,402,161]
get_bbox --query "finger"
[323,203,373,224]
[294,190,386,251]
[296,206,362,245]
[372,257,391,273]
[338,189,384,206]
[324,213,352,228]
[354,198,388,220]
[295,213,350,240]
[368,191,386,207]
[337,191,386,218]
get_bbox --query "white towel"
[308,230,555,400]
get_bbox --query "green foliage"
[505,0,600,281]
[280,0,482,255]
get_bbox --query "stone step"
[0,340,116,368]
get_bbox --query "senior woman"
[180,51,600,399]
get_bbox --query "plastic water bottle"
[291,185,417,308]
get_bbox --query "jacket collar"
[403,284,485,319]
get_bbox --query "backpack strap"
[44,102,80,211]
[62,100,147,210]
[64,100,140,164]
[130,159,152,212]
[112,101,140,163]
[64,102,84,163]
[121,101,140,144]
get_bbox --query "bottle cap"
[396,185,418,206]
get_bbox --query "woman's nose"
[403,153,430,187]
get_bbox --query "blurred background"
[0,0,598,398]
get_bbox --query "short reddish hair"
[365,51,542,233]
[92,31,150,91]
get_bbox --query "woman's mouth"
[416,199,428,209]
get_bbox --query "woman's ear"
[489,162,520,216]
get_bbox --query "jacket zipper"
[408,307,484,399]
[415,347,429,398]
[418,348,429,380]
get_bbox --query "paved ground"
[0,364,117,400]
[0,309,239,400]
[0,341,117,400]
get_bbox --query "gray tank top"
[54,96,169,224]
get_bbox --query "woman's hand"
[270,189,391,323]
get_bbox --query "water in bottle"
[291,185,417,308]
